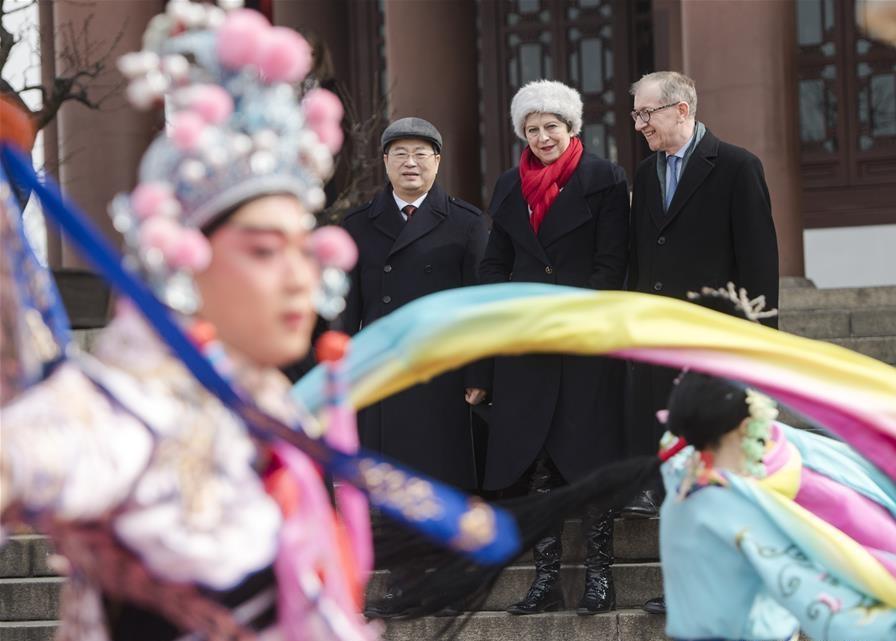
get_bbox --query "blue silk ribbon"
[0,143,520,565]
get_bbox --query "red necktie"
[402,204,416,221]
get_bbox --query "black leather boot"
[507,457,566,615]
[577,507,616,614]
[506,527,565,614]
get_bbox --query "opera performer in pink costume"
[0,2,377,640]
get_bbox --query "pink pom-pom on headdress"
[314,122,344,154]
[170,111,207,151]
[216,9,270,70]
[310,226,358,272]
[131,182,176,220]
[139,216,181,254]
[188,85,234,125]
[303,89,344,153]
[303,88,343,124]
[166,227,212,272]
[256,27,312,83]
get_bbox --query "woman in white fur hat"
[471,79,630,616]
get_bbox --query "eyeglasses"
[630,102,680,124]
[388,150,438,163]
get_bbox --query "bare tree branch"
[0,2,21,75]
[1,1,125,134]
[1,0,38,17]
[319,78,389,225]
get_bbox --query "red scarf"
[519,136,583,234]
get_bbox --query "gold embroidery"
[25,308,60,362]
[357,459,444,522]
[452,499,497,552]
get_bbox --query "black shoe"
[506,530,565,615]
[433,603,463,617]
[507,583,564,615]
[577,507,616,614]
[364,590,417,620]
[576,567,615,614]
[642,595,666,615]
[620,489,659,519]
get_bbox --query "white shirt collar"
[393,192,428,219]
[666,128,696,160]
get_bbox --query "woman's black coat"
[477,152,630,490]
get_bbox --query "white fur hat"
[510,80,583,140]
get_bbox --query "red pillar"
[679,0,805,277]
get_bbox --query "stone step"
[0,537,55,579]
[383,610,668,641]
[0,621,58,641]
[383,610,814,641]
[71,328,102,353]
[503,518,657,567]
[778,307,896,340]
[369,562,662,612]
[779,285,896,310]
[829,336,896,365]
[0,578,63,622]
[851,307,896,337]
[779,309,850,339]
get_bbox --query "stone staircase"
[379,518,666,641]
[778,282,896,365]
[0,536,59,641]
[1,284,894,640]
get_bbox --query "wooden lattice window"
[478,0,651,202]
[797,0,896,227]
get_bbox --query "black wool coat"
[626,128,780,457]
[477,152,630,490]
[341,183,488,488]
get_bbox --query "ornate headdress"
[110,0,345,314]
[687,282,778,323]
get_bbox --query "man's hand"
[465,387,487,405]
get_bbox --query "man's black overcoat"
[342,183,488,488]
[626,128,779,458]
[477,152,630,490]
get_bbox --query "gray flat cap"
[381,117,443,153]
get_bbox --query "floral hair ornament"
[110,0,345,314]
[742,388,778,479]
[686,281,778,323]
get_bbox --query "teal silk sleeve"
[738,528,896,640]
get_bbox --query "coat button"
[424,265,433,273]
[383,264,392,273]
[657,236,666,245]
[382,295,392,304]
[653,282,663,292]
[545,265,554,275]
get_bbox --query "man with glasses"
[342,115,488,495]
[623,71,779,615]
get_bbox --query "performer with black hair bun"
[656,368,896,640]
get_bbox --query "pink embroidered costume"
[0,2,375,640]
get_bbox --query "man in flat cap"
[342,116,488,491]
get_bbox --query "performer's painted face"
[195,194,318,367]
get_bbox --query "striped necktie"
[402,204,416,221]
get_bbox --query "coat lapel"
[370,188,405,241]
[536,171,591,248]
[646,156,665,230]
[387,184,448,258]
[660,131,719,231]
[491,175,551,265]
